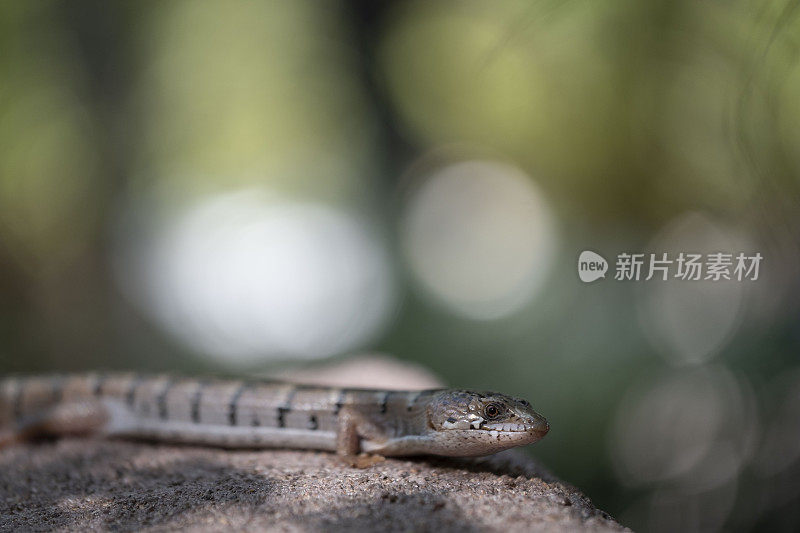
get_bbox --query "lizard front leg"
[336,407,386,468]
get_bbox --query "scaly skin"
[0,374,549,458]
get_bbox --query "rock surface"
[0,438,627,532]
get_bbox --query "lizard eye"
[484,403,502,419]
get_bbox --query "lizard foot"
[340,453,386,469]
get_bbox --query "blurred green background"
[1,1,799,531]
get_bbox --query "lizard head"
[425,389,549,456]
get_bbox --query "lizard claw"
[340,453,386,469]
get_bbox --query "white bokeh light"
[610,366,758,491]
[115,190,396,365]
[638,212,750,366]
[401,159,557,319]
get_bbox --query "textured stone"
[0,438,627,532]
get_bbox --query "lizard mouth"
[480,419,549,436]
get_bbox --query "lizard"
[0,373,549,458]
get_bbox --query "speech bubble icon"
[578,251,608,283]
